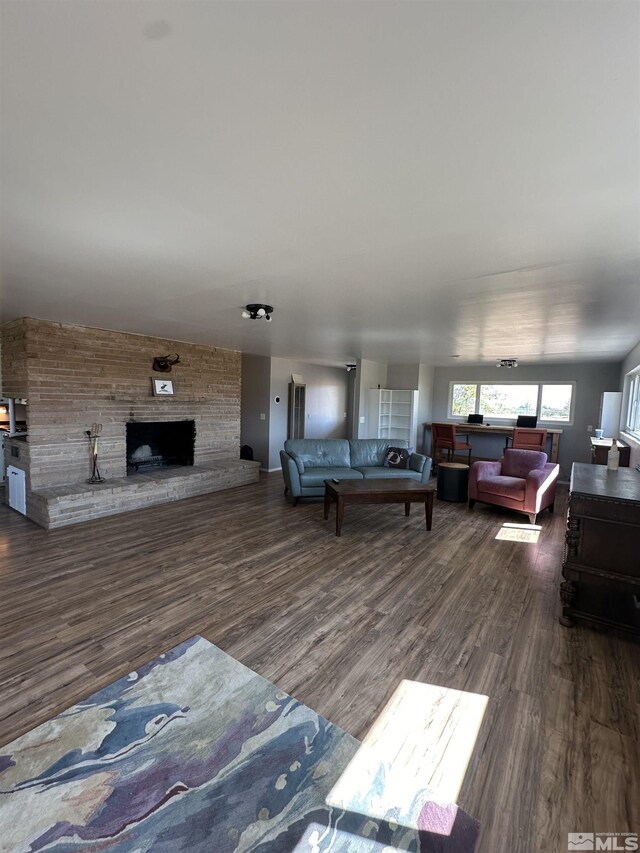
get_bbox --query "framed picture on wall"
[152,378,175,396]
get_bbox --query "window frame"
[447,380,576,425]
[625,373,640,436]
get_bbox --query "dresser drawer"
[573,578,640,632]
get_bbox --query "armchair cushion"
[480,475,526,501]
[469,460,501,500]
[501,448,547,478]
[469,448,559,522]
[471,460,501,480]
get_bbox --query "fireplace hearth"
[126,420,195,473]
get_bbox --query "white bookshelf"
[369,389,419,444]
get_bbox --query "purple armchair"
[469,448,559,524]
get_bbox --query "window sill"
[620,430,640,446]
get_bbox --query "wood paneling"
[0,474,638,851]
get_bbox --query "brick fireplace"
[1,318,260,528]
[126,420,196,472]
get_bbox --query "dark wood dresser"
[560,463,640,639]
[590,437,630,467]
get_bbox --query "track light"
[496,358,518,368]
[242,304,274,322]
[346,364,357,372]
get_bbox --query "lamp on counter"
[496,358,518,369]
[241,304,273,322]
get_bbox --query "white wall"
[417,364,435,453]
[240,354,271,469]
[354,359,388,438]
[386,364,419,389]
[268,358,350,469]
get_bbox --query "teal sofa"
[280,438,432,505]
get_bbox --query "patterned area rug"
[0,636,479,851]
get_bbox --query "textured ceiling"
[1,0,639,366]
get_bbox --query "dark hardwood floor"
[1,473,638,851]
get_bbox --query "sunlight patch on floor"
[495,522,541,543]
[326,680,488,833]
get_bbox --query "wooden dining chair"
[432,423,472,465]
[507,427,548,453]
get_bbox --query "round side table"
[437,462,470,502]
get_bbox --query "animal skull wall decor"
[152,354,180,373]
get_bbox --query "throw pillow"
[386,446,410,469]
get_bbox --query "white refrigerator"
[599,391,622,439]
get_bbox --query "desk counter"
[422,422,563,463]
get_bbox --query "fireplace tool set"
[86,423,106,484]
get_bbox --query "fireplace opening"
[126,420,195,473]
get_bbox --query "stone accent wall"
[1,319,29,399]
[2,318,241,489]
[1,318,259,527]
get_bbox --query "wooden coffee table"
[323,478,434,537]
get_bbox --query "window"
[479,384,538,419]
[449,382,574,423]
[451,384,477,417]
[540,384,573,421]
[626,373,640,435]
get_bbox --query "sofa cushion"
[355,467,421,481]
[299,468,364,488]
[479,475,526,501]
[409,453,426,474]
[349,439,409,468]
[284,439,351,470]
[289,452,305,474]
[386,446,410,468]
[501,448,547,478]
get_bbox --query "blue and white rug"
[0,636,479,851]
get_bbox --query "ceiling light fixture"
[496,358,518,369]
[345,364,357,372]
[241,304,274,322]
